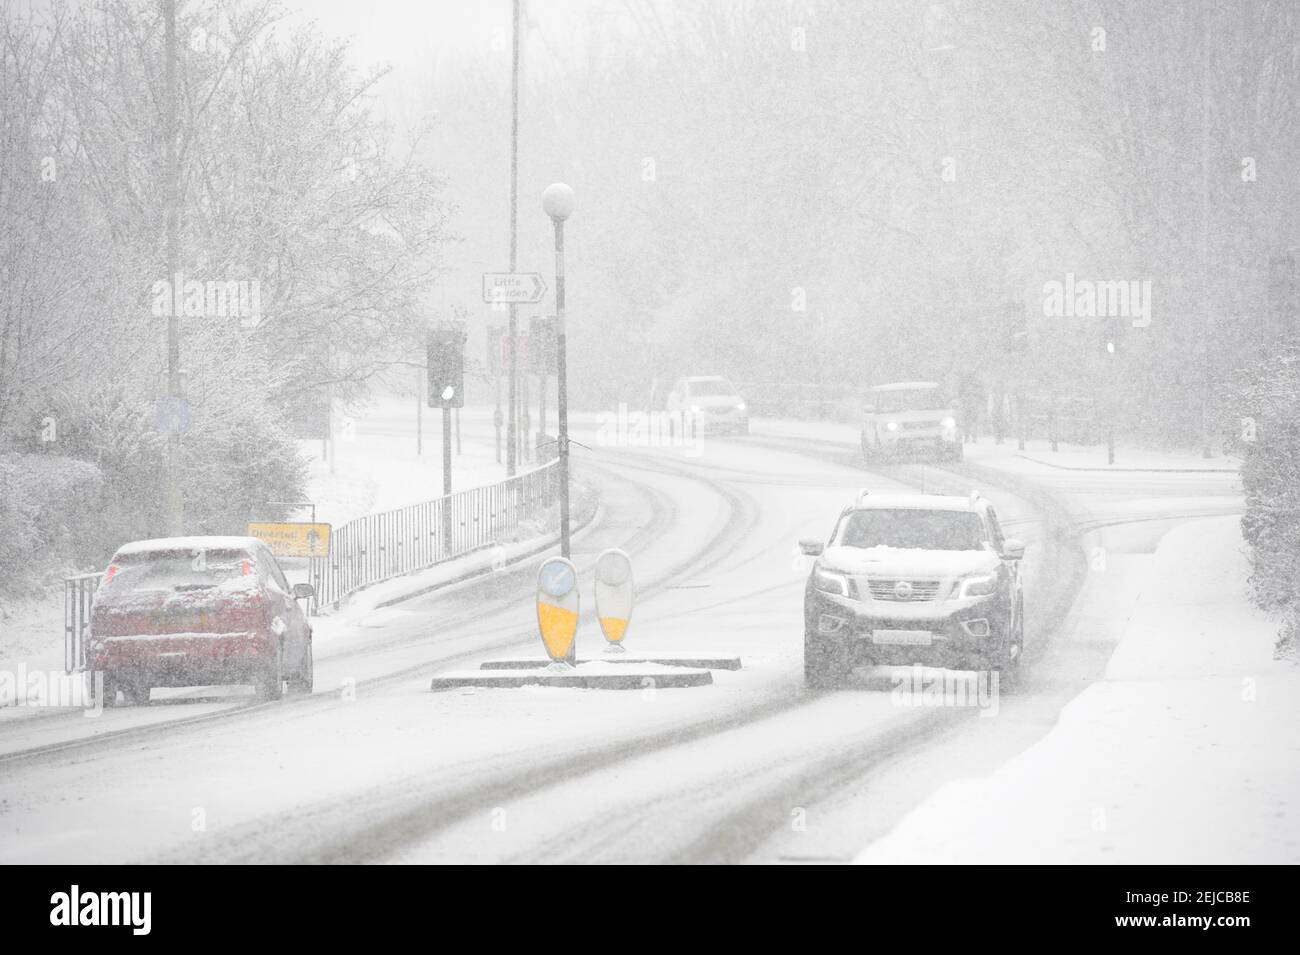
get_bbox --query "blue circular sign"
[539,559,576,598]
[154,396,192,435]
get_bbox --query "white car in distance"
[664,376,750,436]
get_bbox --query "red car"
[87,536,315,706]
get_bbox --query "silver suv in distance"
[861,382,963,462]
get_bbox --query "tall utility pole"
[442,404,452,496]
[162,0,183,534]
[543,184,574,558]
[506,0,521,476]
[1199,0,1213,458]
[416,364,424,455]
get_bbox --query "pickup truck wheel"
[987,607,1023,687]
[804,631,850,689]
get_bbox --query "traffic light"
[999,304,1029,354]
[529,316,557,374]
[1099,316,1125,356]
[427,328,466,408]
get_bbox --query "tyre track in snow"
[423,434,1236,864]
[470,436,1076,863]
[8,430,1214,863]
[197,439,1066,863]
[134,446,781,862]
[0,458,660,767]
[146,443,895,863]
[531,432,1238,865]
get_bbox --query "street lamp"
[543,182,574,558]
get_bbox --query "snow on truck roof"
[112,536,265,557]
[870,381,939,392]
[850,494,987,513]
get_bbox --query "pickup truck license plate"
[870,629,933,646]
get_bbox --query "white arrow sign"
[483,272,548,304]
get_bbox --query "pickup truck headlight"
[941,416,956,429]
[812,566,850,597]
[957,573,998,598]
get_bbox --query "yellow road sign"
[247,522,332,558]
[594,549,634,647]
[536,557,579,663]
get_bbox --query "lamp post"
[542,183,574,558]
[506,0,521,477]
[163,0,183,534]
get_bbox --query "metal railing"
[1017,394,1099,450]
[64,572,102,673]
[310,460,559,609]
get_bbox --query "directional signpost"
[482,272,547,305]
[486,272,548,480]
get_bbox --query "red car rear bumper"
[89,631,276,687]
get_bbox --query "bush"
[1233,347,1300,658]
[0,389,307,590]
[0,453,102,597]
[178,407,308,535]
[1240,418,1300,611]
[1277,605,1300,663]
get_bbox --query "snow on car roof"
[850,494,986,513]
[113,536,264,557]
[869,381,939,392]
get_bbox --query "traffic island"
[430,661,714,691]
[478,652,742,671]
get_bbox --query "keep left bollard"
[594,548,634,654]
[536,556,579,670]
[430,552,720,690]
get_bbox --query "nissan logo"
[893,580,913,599]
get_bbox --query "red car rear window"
[100,550,258,597]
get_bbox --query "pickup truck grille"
[866,578,942,602]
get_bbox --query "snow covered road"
[0,416,1249,864]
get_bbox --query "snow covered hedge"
[0,391,306,595]
[0,453,101,596]
[1241,431,1300,606]
[1235,348,1300,658]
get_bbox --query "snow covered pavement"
[856,516,1297,863]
